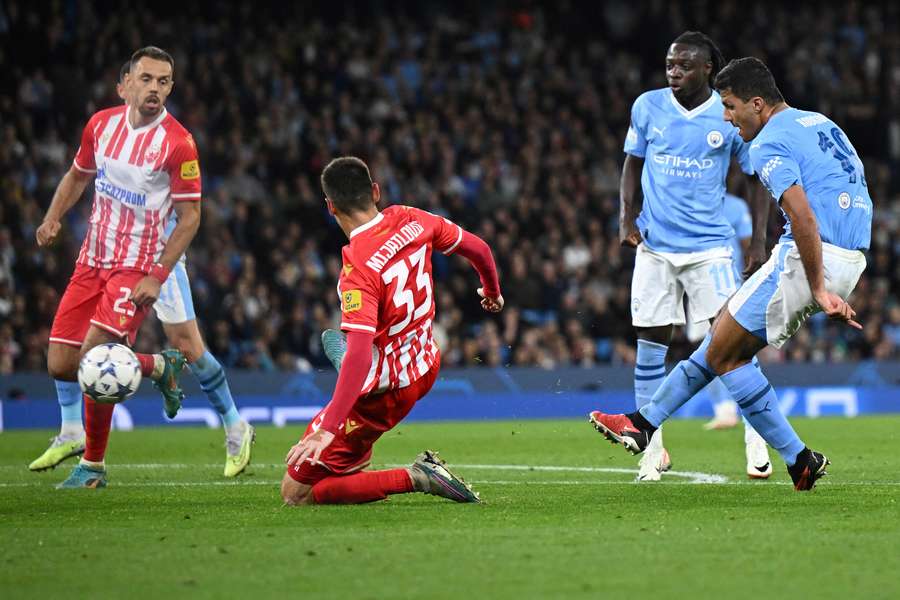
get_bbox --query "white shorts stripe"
[49,337,83,347]
[90,319,128,339]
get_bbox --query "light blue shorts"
[728,242,866,348]
[153,259,196,324]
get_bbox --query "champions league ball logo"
[706,130,724,148]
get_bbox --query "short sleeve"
[623,96,648,158]
[73,115,98,173]
[164,135,202,202]
[751,139,802,203]
[338,253,380,334]
[411,208,463,255]
[731,134,754,175]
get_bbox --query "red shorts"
[287,355,441,486]
[49,264,151,347]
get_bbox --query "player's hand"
[743,243,766,278]
[814,289,862,330]
[129,276,162,307]
[619,224,642,248]
[36,219,62,247]
[285,429,335,467]
[477,287,504,313]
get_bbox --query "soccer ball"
[78,343,142,403]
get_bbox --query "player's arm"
[36,166,94,247]
[285,330,375,467]
[130,200,201,306]
[619,154,644,248]
[780,185,860,329]
[452,230,504,312]
[743,176,769,277]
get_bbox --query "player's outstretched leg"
[321,329,347,372]
[29,380,85,471]
[187,350,253,477]
[284,451,480,505]
[590,332,715,455]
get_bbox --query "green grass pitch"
[2,417,899,599]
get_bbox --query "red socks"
[312,469,413,504]
[83,395,114,462]
[136,352,156,377]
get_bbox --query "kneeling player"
[281,157,503,505]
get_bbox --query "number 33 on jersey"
[337,205,464,394]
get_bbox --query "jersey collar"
[349,212,384,239]
[669,90,718,120]
[125,107,168,133]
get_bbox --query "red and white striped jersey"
[338,205,464,394]
[72,105,201,271]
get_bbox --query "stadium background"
[1,1,899,428]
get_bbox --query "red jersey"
[338,205,463,393]
[72,106,201,271]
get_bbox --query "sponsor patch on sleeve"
[342,289,362,313]
[180,160,200,180]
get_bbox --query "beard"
[138,97,161,116]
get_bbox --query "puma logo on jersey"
[652,126,667,138]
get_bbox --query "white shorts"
[153,259,196,325]
[631,243,737,328]
[728,242,866,349]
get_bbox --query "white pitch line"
[3,462,900,488]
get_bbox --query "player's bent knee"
[47,344,80,381]
[163,323,205,363]
[281,472,314,506]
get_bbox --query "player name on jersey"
[364,221,426,272]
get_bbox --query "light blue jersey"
[750,108,872,251]
[625,88,754,253]
[723,192,751,277]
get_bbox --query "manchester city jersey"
[624,88,754,253]
[749,108,872,251]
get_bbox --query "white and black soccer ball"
[78,343,142,404]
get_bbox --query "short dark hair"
[714,57,784,104]
[321,157,374,214]
[130,46,175,76]
[672,31,725,83]
[119,60,130,84]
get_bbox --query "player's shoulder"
[632,88,670,112]
[160,112,197,148]
[86,105,127,127]
[749,115,794,157]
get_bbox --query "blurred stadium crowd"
[1,1,899,373]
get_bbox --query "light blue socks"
[635,340,668,410]
[189,351,241,428]
[720,363,805,465]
